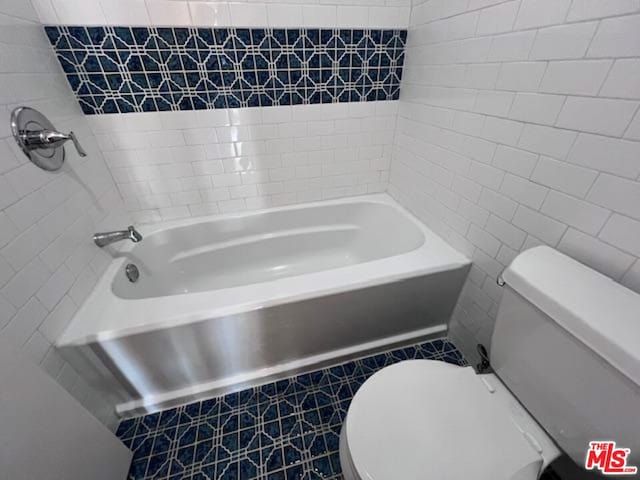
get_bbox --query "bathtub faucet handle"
[93,226,143,247]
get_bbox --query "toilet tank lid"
[503,246,640,387]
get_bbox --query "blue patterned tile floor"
[116,338,466,480]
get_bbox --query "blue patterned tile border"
[116,338,465,479]
[44,26,407,115]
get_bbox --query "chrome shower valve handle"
[21,128,87,157]
[10,106,87,171]
[67,131,87,157]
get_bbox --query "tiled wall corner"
[0,0,130,429]
[390,0,640,364]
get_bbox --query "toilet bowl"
[340,247,640,480]
[340,360,559,480]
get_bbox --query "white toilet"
[340,246,640,479]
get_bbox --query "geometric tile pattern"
[44,26,407,115]
[116,338,465,479]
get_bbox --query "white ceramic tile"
[23,330,50,365]
[145,0,191,26]
[0,213,18,249]
[482,117,523,146]
[512,205,567,245]
[529,22,598,60]
[514,0,571,30]
[566,133,640,179]
[467,224,501,257]
[624,110,640,140]
[36,265,75,312]
[508,93,566,125]
[567,0,640,22]
[189,2,231,27]
[475,0,518,35]
[0,0,37,20]
[452,175,482,202]
[485,214,526,249]
[478,188,517,221]
[588,14,640,58]
[2,297,48,347]
[599,214,640,256]
[491,145,538,178]
[555,96,639,136]
[488,30,536,61]
[453,111,486,137]
[369,7,410,27]
[495,61,547,92]
[456,37,493,63]
[302,5,336,27]
[539,60,612,96]
[600,59,640,99]
[5,191,52,230]
[1,224,49,271]
[587,174,640,221]
[496,243,518,266]
[540,190,610,235]
[531,156,597,198]
[473,90,514,116]
[558,228,635,281]
[464,63,500,89]
[0,140,20,175]
[517,124,577,159]
[4,163,52,198]
[1,257,50,309]
[68,266,97,306]
[499,172,549,209]
[469,161,503,189]
[472,246,503,278]
[0,256,15,291]
[621,260,640,292]
[51,0,106,24]
[100,0,150,25]
[266,4,302,28]
[0,175,19,211]
[332,5,369,27]
[31,0,59,23]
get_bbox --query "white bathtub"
[58,194,470,416]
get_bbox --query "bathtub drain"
[125,263,140,283]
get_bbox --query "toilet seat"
[341,360,559,480]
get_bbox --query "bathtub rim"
[58,194,469,347]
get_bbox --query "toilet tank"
[491,246,640,466]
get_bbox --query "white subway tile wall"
[33,0,411,28]
[88,102,396,221]
[390,0,640,365]
[0,1,129,428]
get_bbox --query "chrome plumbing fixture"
[125,264,140,283]
[11,106,87,171]
[93,226,143,247]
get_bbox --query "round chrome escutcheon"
[11,106,65,171]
